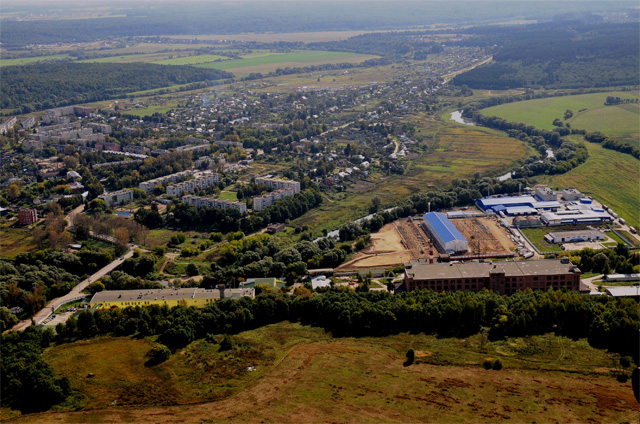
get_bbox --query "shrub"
[483,358,493,370]
[492,358,503,370]
[147,344,171,366]
[219,334,235,352]
[406,348,415,365]
[620,356,632,368]
[617,373,629,383]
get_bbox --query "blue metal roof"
[424,212,467,244]
[477,195,536,210]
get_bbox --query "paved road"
[65,204,85,230]
[8,245,136,332]
[580,274,604,294]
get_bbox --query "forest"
[0,63,232,113]
[453,23,639,89]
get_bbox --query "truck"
[629,226,637,234]
[619,218,626,226]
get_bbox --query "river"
[450,110,476,126]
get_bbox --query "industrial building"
[544,230,604,244]
[534,185,556,201]
[90,287,255,309]
[422,212,468,254]
[540,209,613,225]
[402,258,580,295]
[561,188,582,201]
[476,195,561,213]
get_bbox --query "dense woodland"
[453,23,639,89]
[0,63,231,113]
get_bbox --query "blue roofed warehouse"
[422,212,468,254]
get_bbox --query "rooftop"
[423,212,467,244]
[90,287,254,304]
[406,259,579,280]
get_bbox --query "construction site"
[336,215,517,272]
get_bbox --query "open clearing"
[0,223,38,258]
[195,50,378,76]
[10,322,637,423]
[481,91,640,146]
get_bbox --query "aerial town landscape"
[0,0,638,422]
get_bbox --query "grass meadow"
[12,322,635,423]
[481,91,639,146]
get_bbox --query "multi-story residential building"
[98,189,134,207]
[18,208,38,225]
[254,176,300,194]
[138,170,193,192]
[182,194,247,215]
[123,145,151,155]
[0,117,18,134]
[166,172,220,197]
[253,187,296,211]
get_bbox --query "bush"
[620,356,632,368]
[186,263,199,276]
[492,358,503,370]
[616,373,629,383]
[146,344,171,366]
[483,358,493,370]
[219,334,235,352]
[405,348,415,365]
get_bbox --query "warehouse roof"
[424,212,467,244]
[405,259,579,280]
[90,287,254,304]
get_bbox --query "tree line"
[0,63,232,113]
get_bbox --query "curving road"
[8,245,136,332]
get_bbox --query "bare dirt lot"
[453,217,516,255]
[337,220,434,271]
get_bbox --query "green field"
[195,50,376,72]
[0,223,38,258]
[12,322,635,423]
[217,191,238,201]
[1,54,70,66]
[481,91,640,145]
[519,227,563,253]
[539,139,640,229]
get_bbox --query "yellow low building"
[89,287,255,309]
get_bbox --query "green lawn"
[519,227,563,253]
[217,191,238,201]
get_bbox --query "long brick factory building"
[402,258,580,295]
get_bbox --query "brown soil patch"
[13,340,639,424]
[337,220,435,271]
[453,217,516,254]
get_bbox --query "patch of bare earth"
[12,340,638,424]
